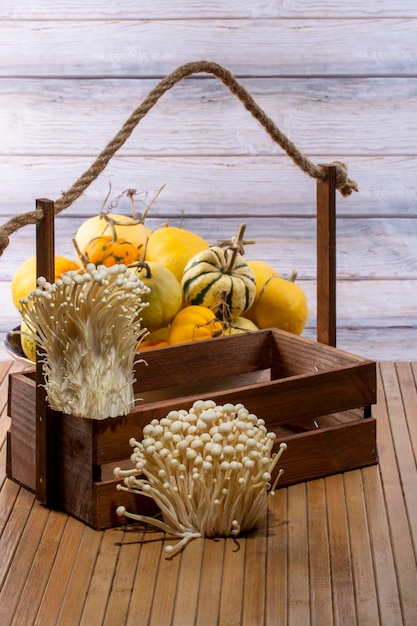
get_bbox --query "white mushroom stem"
[19,263,150,420]
[114,400,286,556]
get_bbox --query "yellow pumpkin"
[244,260,281,322]
[20,318,37,362]
[246,260,280,294]
[134,261,183,332]
[145,226,209,283]
[75,185,164,258]
[168,305,223,345]
[144,326,171,342]
[11,255,81,310]
[222,317,259,335]
[245,274,308,335]
[75,213,152,260]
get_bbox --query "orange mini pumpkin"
[138,338,169,351]
[83,219,143,267]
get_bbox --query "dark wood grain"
[35,199,56,506]
[316,165,337,347]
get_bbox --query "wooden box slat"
[7,328,377,530]
[7,370,37,491]
[131,329,272,392]
[273,417,377,486]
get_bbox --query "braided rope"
[0,60,358,256]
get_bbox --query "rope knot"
[329,161,359,197]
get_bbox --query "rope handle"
[0,60,358,256]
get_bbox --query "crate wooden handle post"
[35,198,56,505]
[317,165,337,346]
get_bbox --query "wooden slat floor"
[1,359,417,625]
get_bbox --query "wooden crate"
[5,63,375,530]
[7,328,377,530]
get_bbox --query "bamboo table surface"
[1,359,416,626]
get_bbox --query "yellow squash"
[145,226,209,283]
[245,274,308,335]
[134,261,183,332]
[168,305,223,345]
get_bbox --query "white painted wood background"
[1,1,416,361]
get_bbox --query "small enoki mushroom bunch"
[19,263,150,420]
[114,399,287,556]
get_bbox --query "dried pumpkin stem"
[126,188,138,220]
[225,223,247,273]
[72,237,90,268]
[139,183,166,224]
[102,215,120,242]
[128,236,152,277]
[103,183,167,226]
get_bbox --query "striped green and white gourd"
[181,246,256,318]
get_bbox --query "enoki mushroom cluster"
[20,263,150,420]
[114,400,287,556]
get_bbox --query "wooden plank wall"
[0,1,416,361]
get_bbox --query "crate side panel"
[132,330,271,394]
[92,481,160,530]
[269,328,373,378]
[93,363,375,466]
[277,407,366,433]
[136,368,272,405]
[273,418,377,487]
[99,361,375,464]
[94,412,152,466]
[243,362,376,424]
[55,413,95,524]
[7,372,37,491]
